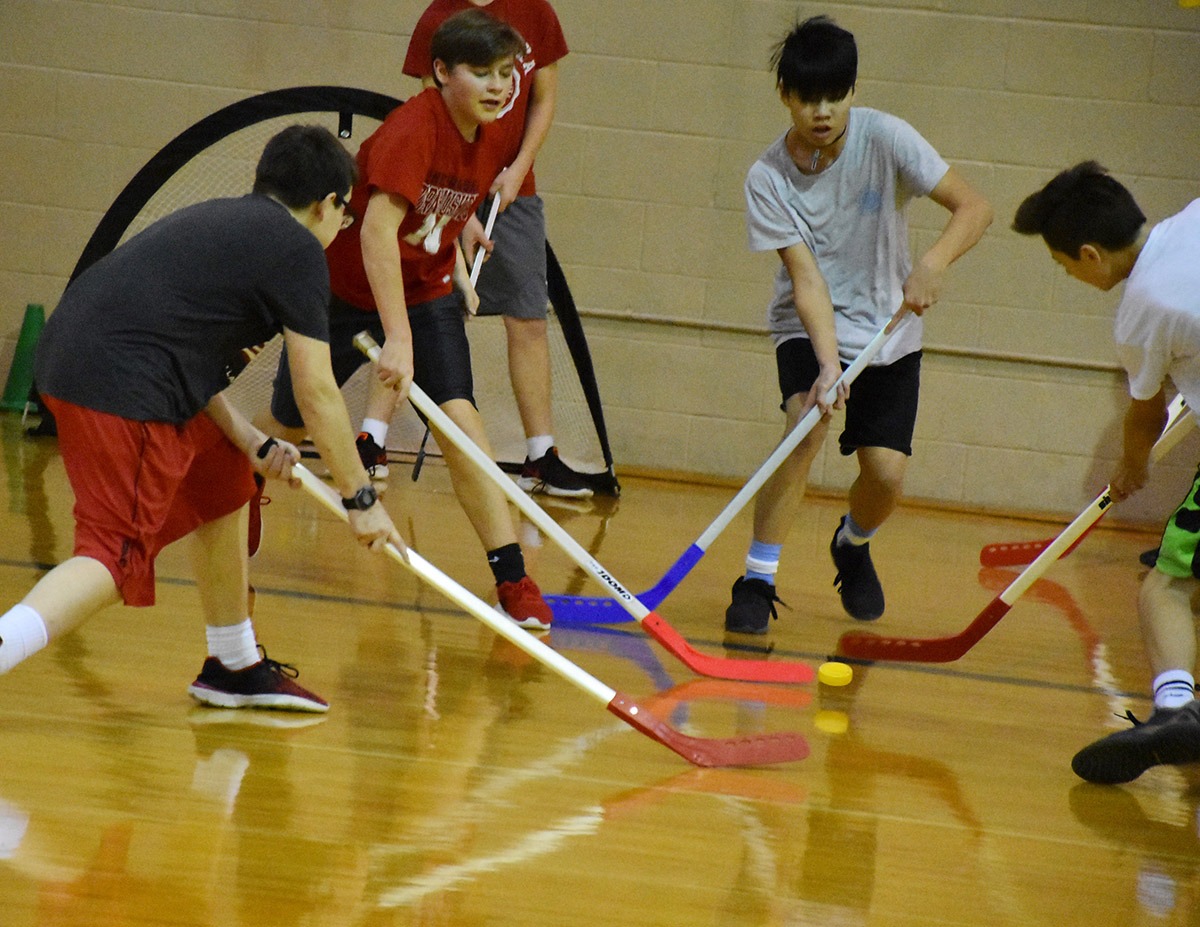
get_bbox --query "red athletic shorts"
[44,396,256,606]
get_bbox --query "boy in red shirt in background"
[260,9,555,629]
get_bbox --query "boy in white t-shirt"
[725,16,991,633]
[1014,161,1200,784]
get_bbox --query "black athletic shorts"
[270,292,475,429]
[775,336,921,456]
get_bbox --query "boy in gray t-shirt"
[725,16,992,633]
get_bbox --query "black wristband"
[342,485,379,511]
[256,437,279,460]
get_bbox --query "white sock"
[0,604,50,674]
[836,514,875,547]
[361,418,389,447]
[205,619,259,671]
[1152,669,1195,710]
[527,435,554,460]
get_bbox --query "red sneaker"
[496,576,554,631]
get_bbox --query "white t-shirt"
[744,107,948,365]
[1114,199,1200,410]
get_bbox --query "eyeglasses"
[334,193,356,230]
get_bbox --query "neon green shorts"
[1156,466,1200,578]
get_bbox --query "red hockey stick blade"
[979,523,1097,568]
[835,600,1011,664]
[607,692,810,768]
[640,612,815,684]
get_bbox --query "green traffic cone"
[1,303,46,412]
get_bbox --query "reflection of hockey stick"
[547,309,913,624]
[294,463,807,766]
[979,396,1191,567]
[355,332,816,685]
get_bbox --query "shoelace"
[832,543,869,592]
[744,580,787,622]
[256,646,300,680]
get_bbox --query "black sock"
[487,543,526,586]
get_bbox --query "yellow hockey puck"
[818,661,853,687]
[814,709,849,735]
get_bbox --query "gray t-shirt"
[745,107,948,365]
[37,195,330,424]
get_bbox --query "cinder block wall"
[2,1,1198,524]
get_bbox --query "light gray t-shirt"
[745,107,948,365]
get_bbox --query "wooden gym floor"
[0,416,1196,926]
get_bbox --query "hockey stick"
[837,405,1199,663]
[547,307,913,623]
[291,463,808,766]
[468,192,501,292]
[354,332,815,684]
[411,194,502,481]
[979,396,1192,567]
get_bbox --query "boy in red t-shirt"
[259,9,555,629]
[393,0,591,499]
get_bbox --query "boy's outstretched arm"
[905,167,993,313]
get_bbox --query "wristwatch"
[342,485,379,511]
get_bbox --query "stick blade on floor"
[607,693,810,768]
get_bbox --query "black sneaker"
[1139,547,1160,567]
[188,648,329,713]
[516,447,593,498]
[356,432,389,483]
[724,577,785,634]
[830,517,884,621]
[1071,700,1200,784]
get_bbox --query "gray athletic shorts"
[475,194,549,320]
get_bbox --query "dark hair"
[430,8,525,86]
[771,15,857,102]
[252,124,357,209]
[1012,161,1145,258]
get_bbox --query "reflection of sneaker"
[724,577,784,634]
[496,576,554,631]
[517,448,593,498]
[187,648,329,713]
[830,517,884,621]
[188,708,328,730]
[1071,700,1200,784]
[356,432,389,482]
[248,474,268,558]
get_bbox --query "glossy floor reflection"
[0,419,1197,926]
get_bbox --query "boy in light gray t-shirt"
[725,16,992,634]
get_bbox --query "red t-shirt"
[327,88,506,309]
[402,0,568,197]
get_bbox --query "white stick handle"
[352,332,653,620]
[291,462,616,705]
[469,193,501,287]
